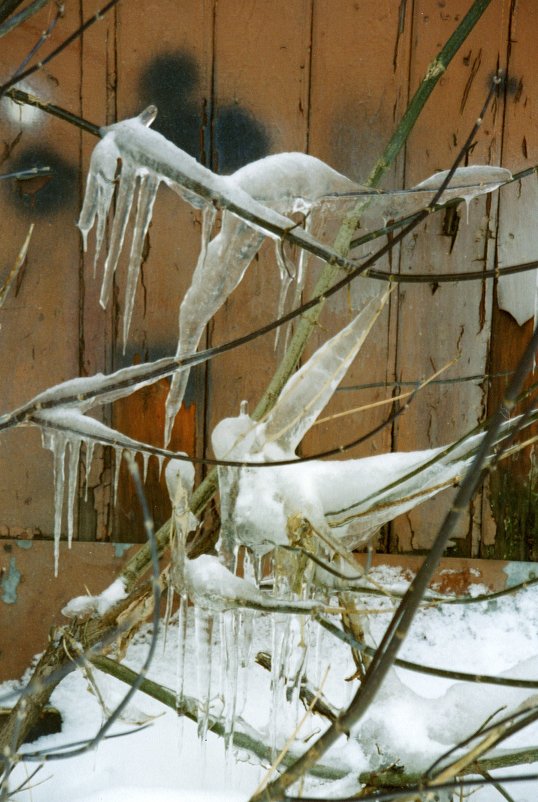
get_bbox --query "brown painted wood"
[0,4,84,537]
[482,0,538,560]
[76,0,117,543]
[390,0,506,555]
[0,539,138,682]
[301,0,412,506]
[0,1,537,557]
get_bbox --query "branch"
[0,0,121,96]
[0,0,47,38]
[89,655,346,781]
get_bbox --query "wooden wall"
[0,0,537,558]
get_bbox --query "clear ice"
[78,110,511,449]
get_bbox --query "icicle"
[93,174,116,278]
[293,212,316,305]
[273,243,295,349]
[463,195,471,225]
[41,430,67,576]
[220,610,240,753]
[77,168,98,252]
[100,164,137,310]
[199,203,217,267]
[157,453,165,478]
[309,614,325,688]
[236,610,253,717]
[113,448,123,506]
[84,439,95,501]
[142,451,150,483]
[253,553,265,588]
[270,611,290,758]
[194,607,214,743]
[164,219,264,446]
[66,438,81,548]
[176,594,189,713]
[122,173,160,350]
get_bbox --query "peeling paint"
[113,543,132,558]
[16,540,32,550]
[503,560,538,586]
[1,556,21,604]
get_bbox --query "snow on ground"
[4,564,538,801]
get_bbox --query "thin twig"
[0,0,47,38]
[0,0,121,96]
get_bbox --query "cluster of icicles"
[27,106,520,750]
[165,456,337,758]
[77,106,512,445]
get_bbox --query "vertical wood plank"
[300,0,412,558]
[106,0,214,539]
[206,0,313,442]
[483,0,538,559]
[391,0,505,554]
[77,0,117,541]
[0,5,84,539]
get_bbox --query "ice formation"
[78,108,512,446]
[78,108,360,354]
[33,406,186,575]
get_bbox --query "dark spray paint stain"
[138,51,202,157]
[213,105,270,174]
[138,50,270,173]
[6,146,77,217]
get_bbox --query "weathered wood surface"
[0,1,536,556]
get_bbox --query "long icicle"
[66,438,81,548]
[122,173,160,349]
[100,165,137,310]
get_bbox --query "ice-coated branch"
[182,554,341,615]
[90,654,348,781]
[0,224,32,309]
[5,86,100,136]
[78,109,368,306]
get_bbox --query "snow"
[5,564,538,802]
[62,577,127,619]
